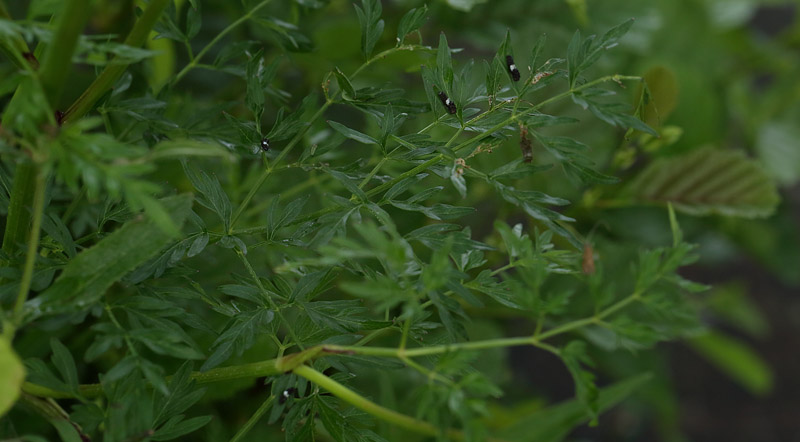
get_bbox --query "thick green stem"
[2,163,36,255]
[38,0,92,106]
[12,164,47,322]
[62,0,170,124]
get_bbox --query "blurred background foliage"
[2,0,799,440]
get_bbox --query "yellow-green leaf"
[639,65,679,127]
[0,337,25,417]
[688,331,773,395]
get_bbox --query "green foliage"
[0,1,787,441]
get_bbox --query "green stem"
[173,0,274,84]
[328,335,535,358]
[293,364,461,440]
[2,163,36,256]
[229,395,275,442]
[38,0,92,106]
[537,291,641,340]
[12,165,47,321]
[62,0,170,124]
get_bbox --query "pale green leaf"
[628,147,780,218]
[0,337,25,417]
[688,331,773,395]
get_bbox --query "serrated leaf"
[50,339,78,391]
[354,0,384,58]
[327,168,369,202]
[468,270,524,309]
[185,2,201,40]
[201,308,275,371]
[580,18,634,71]
[246,49,266,123]
[528,34,546,75]
[183,163,233,230]
[396,5,427,46]
[421,64,440,118]
[568,19,633,88]
[564,161,619,184]
[567,29,583,88]
[0,338,25,417]
[436,33,454,93]
[407,202,476,220]
[152,416,212,441]
[26,195,193,319]
[333,67,355,100]
[628,148,780,218]
[489,159,552,181]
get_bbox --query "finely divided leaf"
[183,163,233,230]
[396,5,428,46]
[26,194,193,320]
[354,0,384,58]
[201,308,275,371]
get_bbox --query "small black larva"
[437,91,457,114]
[506,55,520,82]
[279,387,298,405]
[260,137,270,152]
